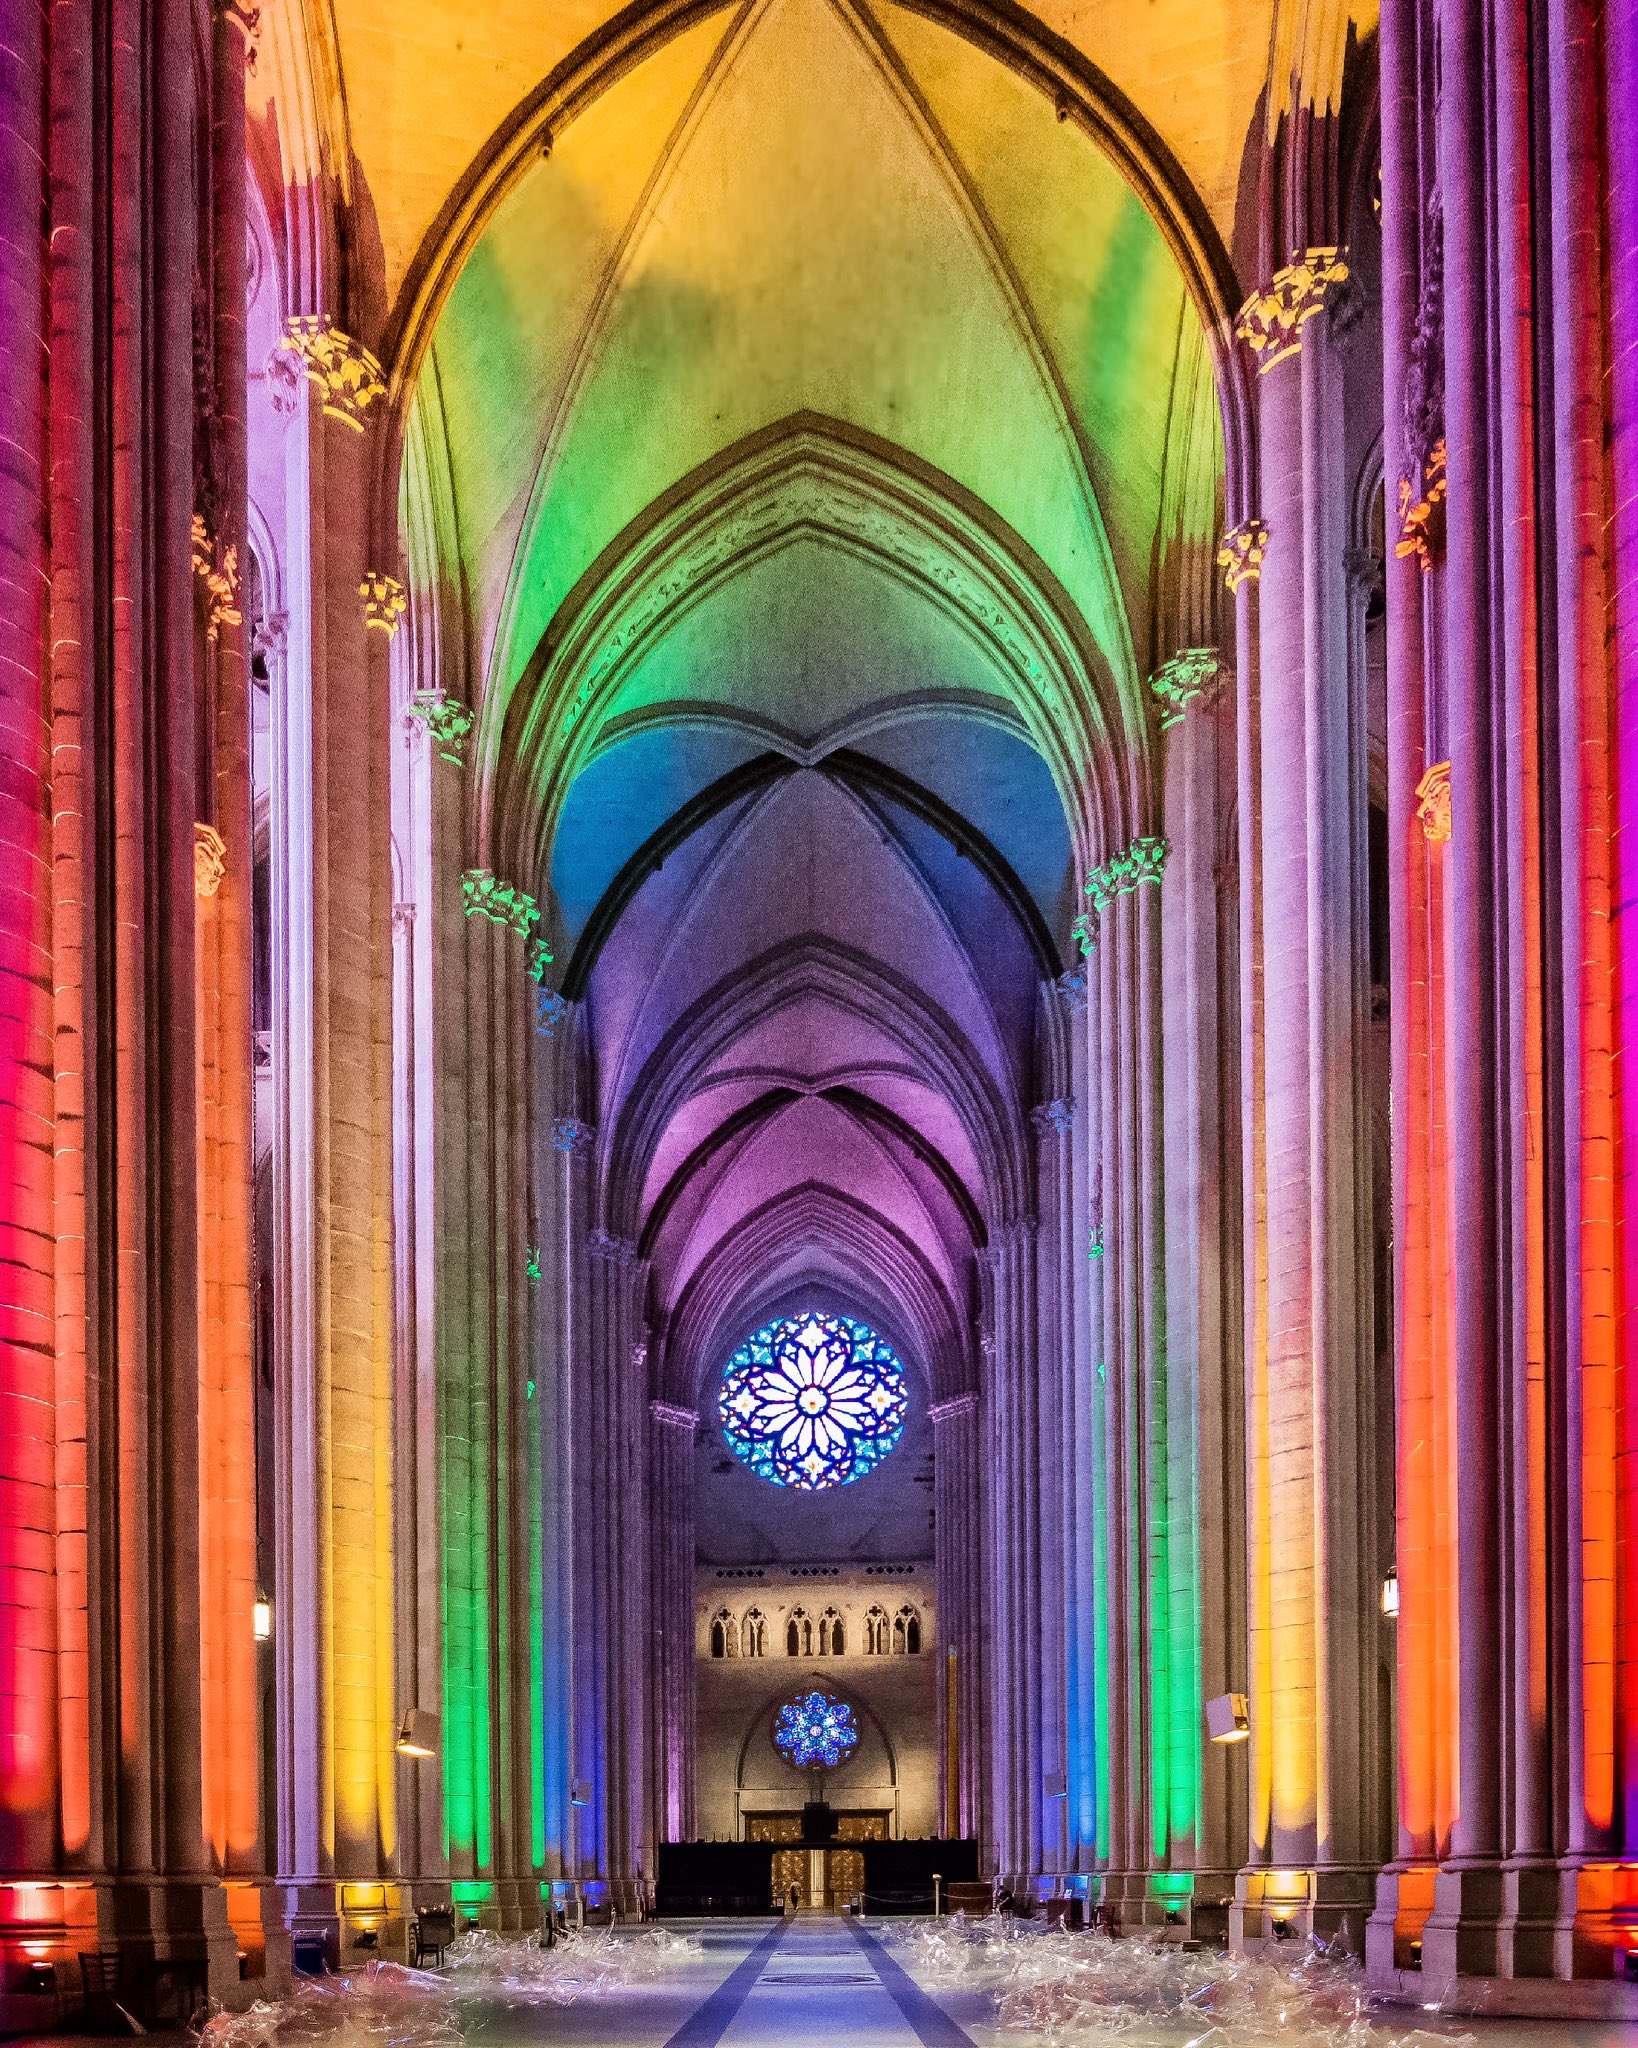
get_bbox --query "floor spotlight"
[396,1708,438,1758]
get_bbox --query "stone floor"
[448,1918,1636,2048]
[11,1920,1635,2048]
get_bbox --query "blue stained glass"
[719,1312,908,1491]
[773,1691,861,1771]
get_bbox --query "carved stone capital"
[651,1400,698,1432]
[361,571,407,636]
[406,689,474,766]
[1415,759,1452,843]
[462,867,540,938]
[274,316,386,431]
[1054,966,1089,1012]
[1395,440,1447,572]
[190,513,242,643]
[550,1116,594,1154]
[1085,835,1169,913]
[390,902,415,937]
[1217,519,1270,592]
[1031,1099,1075,1136]
[535,989,570,1040]
[194,821,228,898]
[1149,646,1224,730]
[1235,247,1351,371]
[587,1228,638,1265]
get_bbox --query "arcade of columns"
[1,0,1636,2021]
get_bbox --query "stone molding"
[1031,1099,1075,1136]
[461,867,540,937]
[587,1228,638,1265]
[535,990,570,1039]
[549,1116,594,1153]
[1054,967,1089,1011]
[928,1392,977,1425]
[651,1401,698,1432]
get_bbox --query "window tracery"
[719,1311,908,1490]
[710,1609,737,1659]
[865,1605,890,1656]
[818,1608,846,1656]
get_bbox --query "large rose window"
[718,1312,908,1491]
[773,1691,861,1772]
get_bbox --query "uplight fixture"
[1204,1692,1250,1743]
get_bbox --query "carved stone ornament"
[1415,759,1452,843]
[1031,1099,1075,1136]
[1085,835,1169,913]
[361,571,407,635]
[1149,647,1223,729]
[1395,439,1447,572]
[587,1228,637,1265]
[550,1116,594,1154]
[191,513,242,643]
[406,689,475,765]
[274,316,386,431]
[651,1401,699,1431]
[1235,248,1352,371]
[1055,967,1089,1012]
[1217,519,1270,593]
[536,990,570,1040]
[194,822,228,899]
[461,867,540,937]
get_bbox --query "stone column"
[1231,250,1379,1951]
[268,319,399,1963]
[1031,1086,1075,1877]
[930,1393,982,1841]
[649,1402,699,1844]
[1156,654,1246,1909]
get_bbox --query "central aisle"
[690,1917,978,2047]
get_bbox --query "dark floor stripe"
[663,1917,791,2048]
[846,1920,980,2048]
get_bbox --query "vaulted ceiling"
[256,0,1372,1429]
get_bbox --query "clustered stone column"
[930,1395,984,1840]
[649,1402,700,1844]
[0,0,275,2009]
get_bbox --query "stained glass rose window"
[773,1691,861,1772]
[719,1312,908,1490]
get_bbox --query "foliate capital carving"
[406,690,475,766]
[1343,547,1385,606]
[361,571,407,635]
[536,990,570,1040]
[461,867,540,937]
[1085,835,1169,913]
[525,936,556,986]
[1395,439,1447,572]
[1415,759,1452,843]
[194,821,228,898]
[1149,647,1223,730]
[652,1400,698,1433]
[251,608,287,669]
[1235,248,1351,371]
[587,1228,637,1265]
[1031,1099,1075,1137]
[1054,967,1089,1012]
[190,514,242,643]
[1217,519,1269,592]
[274,316,386,430]
[390,902,416,937]
[550,1116,594,1154]
[1072,910,1098,960]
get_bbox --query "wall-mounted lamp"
[395,1708,439,1759]
[1381,1571,1401,1619]
[252,1590,273,1642]
[1204,1692,1250,1743]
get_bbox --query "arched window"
[865,1606,889,1656]
[743,1609,767,1658]
[818,1609,845,1657]
[894,1605,921,1655]
[786,1608,812,1657]
[711,1610,737,1659]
